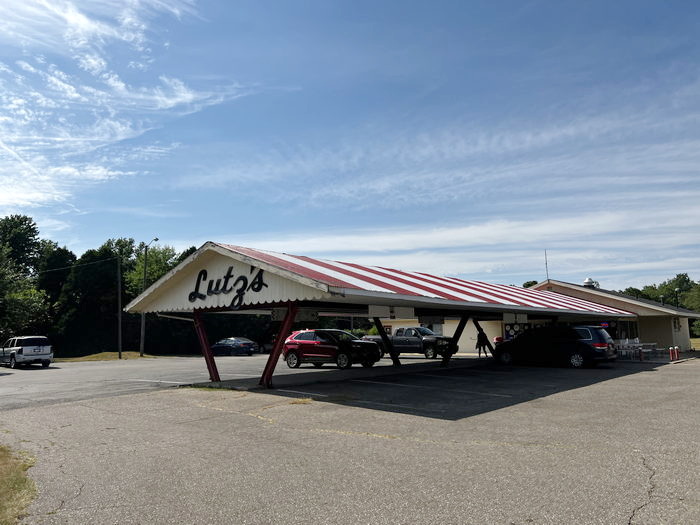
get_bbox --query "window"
[295,332,315,341]
[315,332,334,343]
[574,328,592,340]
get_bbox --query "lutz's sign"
[189,266,268,308]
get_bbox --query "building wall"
[638,317,672,348]
[674,317,691,350]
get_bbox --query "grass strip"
[0,445,37,525]
[55,351,157,362]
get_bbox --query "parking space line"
[126,379,189,384]
[352,379,513,398]
[277,389,328,397]
[351,399,446,412]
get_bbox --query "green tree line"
[0,214,274,356]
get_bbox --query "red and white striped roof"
[216,243,632,316]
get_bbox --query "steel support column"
[260,303,298,388]
[441,315,470,367]
[193,310,220,382]
[373,317,400,366]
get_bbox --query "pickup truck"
[363,327,455,359]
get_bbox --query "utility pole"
[139,237,158,357]
[117,257,122,359]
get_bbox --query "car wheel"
[424,346,437,359]
[496,350,513,365]
[9,355,17,369]
[286,352,301,368]
[247,352,253,356]
[42,361,50,368]
[313,363,323,368]
[569,352,585,368]
[336,352,351,369]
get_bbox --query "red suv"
[283,329,381,369]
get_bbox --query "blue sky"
[1,0,699,290]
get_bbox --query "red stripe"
[477,281,627,313]
[341,263,465,301]
[217,243,633,314]
[419,273,545,306]
[446,277,588,310]
[218,244,360,289]
[535,289,631,313]
[291,256,422,296]
[374,266,496,302]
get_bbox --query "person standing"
[476,330,490,358]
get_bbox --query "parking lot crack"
[628,455,657,525]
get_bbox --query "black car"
[210,337,259,356]
[492,325,617,368]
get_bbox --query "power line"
[37,257,118,274]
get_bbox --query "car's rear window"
[574,328,592,340]
[20,337,50,346]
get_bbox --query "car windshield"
[415,327,435,336]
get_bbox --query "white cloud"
[0,0,249,218]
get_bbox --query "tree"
[36,240,77,306]
[125,244,179,298]
[176,246,197,265]
[53,242,124,355]
[0,215,40,274]
[620,287,651,300]
[522,280,538,288]
[0,243,50,340]
[691,320,700,338]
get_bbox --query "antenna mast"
[544,250,550,280]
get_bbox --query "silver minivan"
[1,336,53,368]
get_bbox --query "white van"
[1,336,53,368]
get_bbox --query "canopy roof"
[125,242,634,319]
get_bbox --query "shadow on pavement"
[192,356,679,421]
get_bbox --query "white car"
[1,336,53,368]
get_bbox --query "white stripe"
[406,272,516,304]
[534,289,630,314]
[478,282,570,308]
[369,266,492,303]
[266,252,398,293]
[331,262,489,301]
[445,278,574,309]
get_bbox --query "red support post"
[193,310,221,382]
[260,303,298,388]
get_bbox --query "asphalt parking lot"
[1,356,698,524]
